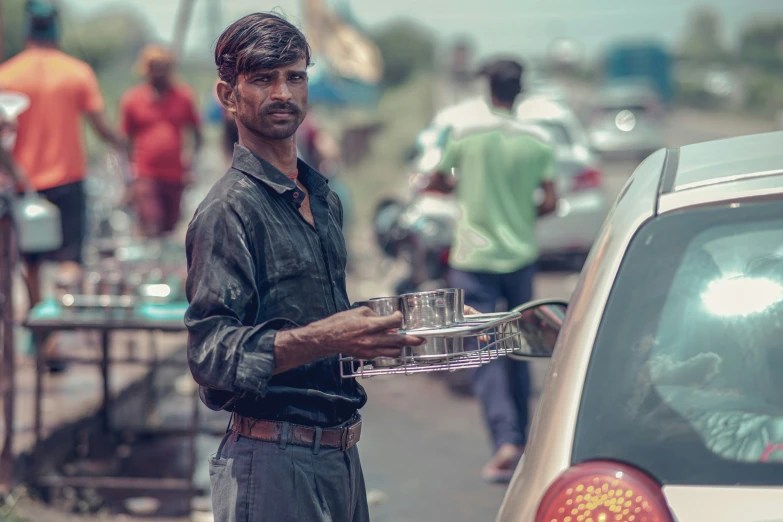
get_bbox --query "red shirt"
[120,83,200,183]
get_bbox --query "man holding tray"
[184,13,427,522]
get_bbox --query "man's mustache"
[262,102,301,115]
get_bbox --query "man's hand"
[464,304,491,343]
[308,307,424,359]
[273,307,425,374]
[464,304,481,316]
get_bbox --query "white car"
[498,131,783,522]
[516,96,610,265]
[586,81,666,160]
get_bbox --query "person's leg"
[22,260,43,308]
[46,181,88,372]
[500,263,537,445]
[159,180,185,235]
[348,446,370,522]
[449,268,524,481]
[132,178,165,238]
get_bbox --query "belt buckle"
[341,421,361,451]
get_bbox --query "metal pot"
[400,290,464,361]
[12,192,62,254]
[354,296,403,368]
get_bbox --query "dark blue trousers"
[448,264,535,450]
[209,421,369,522]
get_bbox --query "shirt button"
[293,192,300,199]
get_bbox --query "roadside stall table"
[24,298,203,498]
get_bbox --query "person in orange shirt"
[120,45,202,238]
[0,1,123,308]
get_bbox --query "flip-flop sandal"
[481,466,515,483]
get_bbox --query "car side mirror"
[506,299,568,361]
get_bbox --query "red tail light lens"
[572,168,602,191]
[536,461,673,522]
[438,248,451,267]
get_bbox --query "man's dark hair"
[215,12,312,87]
[25,0,59,42]
[479,58,524,104]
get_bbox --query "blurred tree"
[1,1,151,70]
[679,6,727,62]
[739,19,783,69]
[61,7,152,72]
[1,0,27,59]
[370,19,434,87]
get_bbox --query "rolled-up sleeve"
[184,198,294,397]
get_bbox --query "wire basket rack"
[340,311,524,379]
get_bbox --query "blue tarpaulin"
[307,62,379,107]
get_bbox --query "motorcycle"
[373,131,459,295]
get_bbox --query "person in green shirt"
[432,58,557,482]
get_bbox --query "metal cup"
[437,288,465,325]
[354,296,403,368]
[401,289,464,360]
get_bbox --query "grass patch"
[340,73,435,222]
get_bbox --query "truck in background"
[602,41,674,105]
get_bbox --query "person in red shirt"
[120,45,202,238]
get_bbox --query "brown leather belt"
[231,413,362,452]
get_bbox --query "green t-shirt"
[439,107,555,273]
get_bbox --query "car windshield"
[573,200,783,486]
[599,104,649,115]
[533,121,572,147]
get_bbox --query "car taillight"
[572,168,602,191]
[536,461,674,522]
[438,247,451,267]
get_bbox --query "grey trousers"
[209,427,370,522]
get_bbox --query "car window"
[599,104,649,115]
[572,201,783,486]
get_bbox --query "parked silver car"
[498,131,783,522]
[587,80,665,159]
[516,96,610,264]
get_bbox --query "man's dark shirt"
[185,145,366,427]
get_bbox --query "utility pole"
[172,0,197,58]
[207,0,223,49]
[0,0,6,61]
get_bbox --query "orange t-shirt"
[0,48,104,191]
[120,83,200,183]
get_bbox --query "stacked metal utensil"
[344,288,522,378]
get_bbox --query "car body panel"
[663,486,783,522]
[659,170,783,215]
[537,190,609,253]
[588,119,665,155]
[671,131,783,192]
[496,148,667,522]
[587,82,665,156]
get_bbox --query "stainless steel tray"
[340,311,522,378]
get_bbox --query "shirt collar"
[231,144,330,198]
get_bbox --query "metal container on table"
[82,271,102,296]
[354,296,403,368]
[400,289,465,361]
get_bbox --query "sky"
[65,0,783,62]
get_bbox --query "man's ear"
[216,80,237,115]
